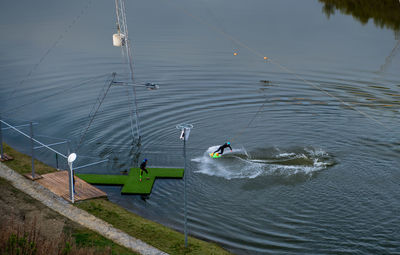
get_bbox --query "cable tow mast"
[114,0,142,147]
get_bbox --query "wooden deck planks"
[37,171,107,202]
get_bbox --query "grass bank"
[0,177,138,255]
[2,143,56,175]
[77,199,231,255]
[1,143,231,255]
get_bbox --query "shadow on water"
[319,0,400,33]
[240,174,315,191]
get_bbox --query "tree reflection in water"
[319,0,400,33]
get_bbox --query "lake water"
[1,0,400,254]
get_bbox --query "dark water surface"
[1,0,400,254]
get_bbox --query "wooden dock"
[36,171,107,202]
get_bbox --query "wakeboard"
[209,152,222,158]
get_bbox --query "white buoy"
[113,33,125,47]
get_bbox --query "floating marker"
[264,56,268,60]
[233,52,238,56]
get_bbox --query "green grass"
[67,227,139,255]
[2,143,56,175]
[77,174,128,185]
[77,167,184,194]
[77,199,231,255]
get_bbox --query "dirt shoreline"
[0,162,167,255]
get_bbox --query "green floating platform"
[77,167,184,195]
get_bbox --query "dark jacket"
[221,143,232,150]
[140,161,147,170]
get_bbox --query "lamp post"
[0,116,3,160]
[67,153,77,203]
[30,122,35,179]
[176,123,193,248]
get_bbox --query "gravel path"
[0,162,168,255]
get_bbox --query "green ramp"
[77,167,184,195]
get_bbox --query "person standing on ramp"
[139,158,149,182]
